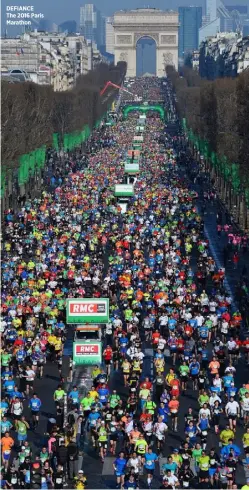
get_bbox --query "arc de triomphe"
[113,8,179,77]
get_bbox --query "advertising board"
[66,298,109,324]
[124,163,139,173]
[73,340,102,365]
[114,184,134,197]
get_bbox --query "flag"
[21,47,24,54]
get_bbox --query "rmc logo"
[70,302,106,314]
[76,344,99,355]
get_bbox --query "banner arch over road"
[123,104,165,119]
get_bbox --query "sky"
[1,0,248,35]
[2,0,203,25]
[2,0,204,32]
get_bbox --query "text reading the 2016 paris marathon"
[6,5,44,25]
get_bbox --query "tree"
[214,77,237,163]
[200,81,217,152]
[236,70,249,185]
[166,64,249,228]
[1,61,127,207]
[1,61,127,172]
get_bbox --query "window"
[75,329,100,341]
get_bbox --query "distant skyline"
[1,0,249,35]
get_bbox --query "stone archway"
[113,8,179,77]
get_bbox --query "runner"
[1,76,249,489]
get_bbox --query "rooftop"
[115,8,178,14]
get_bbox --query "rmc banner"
[66,298,109,324]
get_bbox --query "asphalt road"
[21,197,248,490]
[16,126,249,489]
[21,340,248,488]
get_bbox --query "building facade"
[206,0,217,22]
[199,31,249,78]
[1,31,92,91]
[80,4,96,41]
[38,19,57,32]
[58,21,77,34]
[98,14,106,51]
[192,50,200,70]
[1,37,40,74]
[178,7,202,62]
[199,17,221,43]
[199,0,233,44]
[106,16,114,54]
[80,4,105,50]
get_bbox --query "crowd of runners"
[1,77,249,490]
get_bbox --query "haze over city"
[2,0,249,30]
